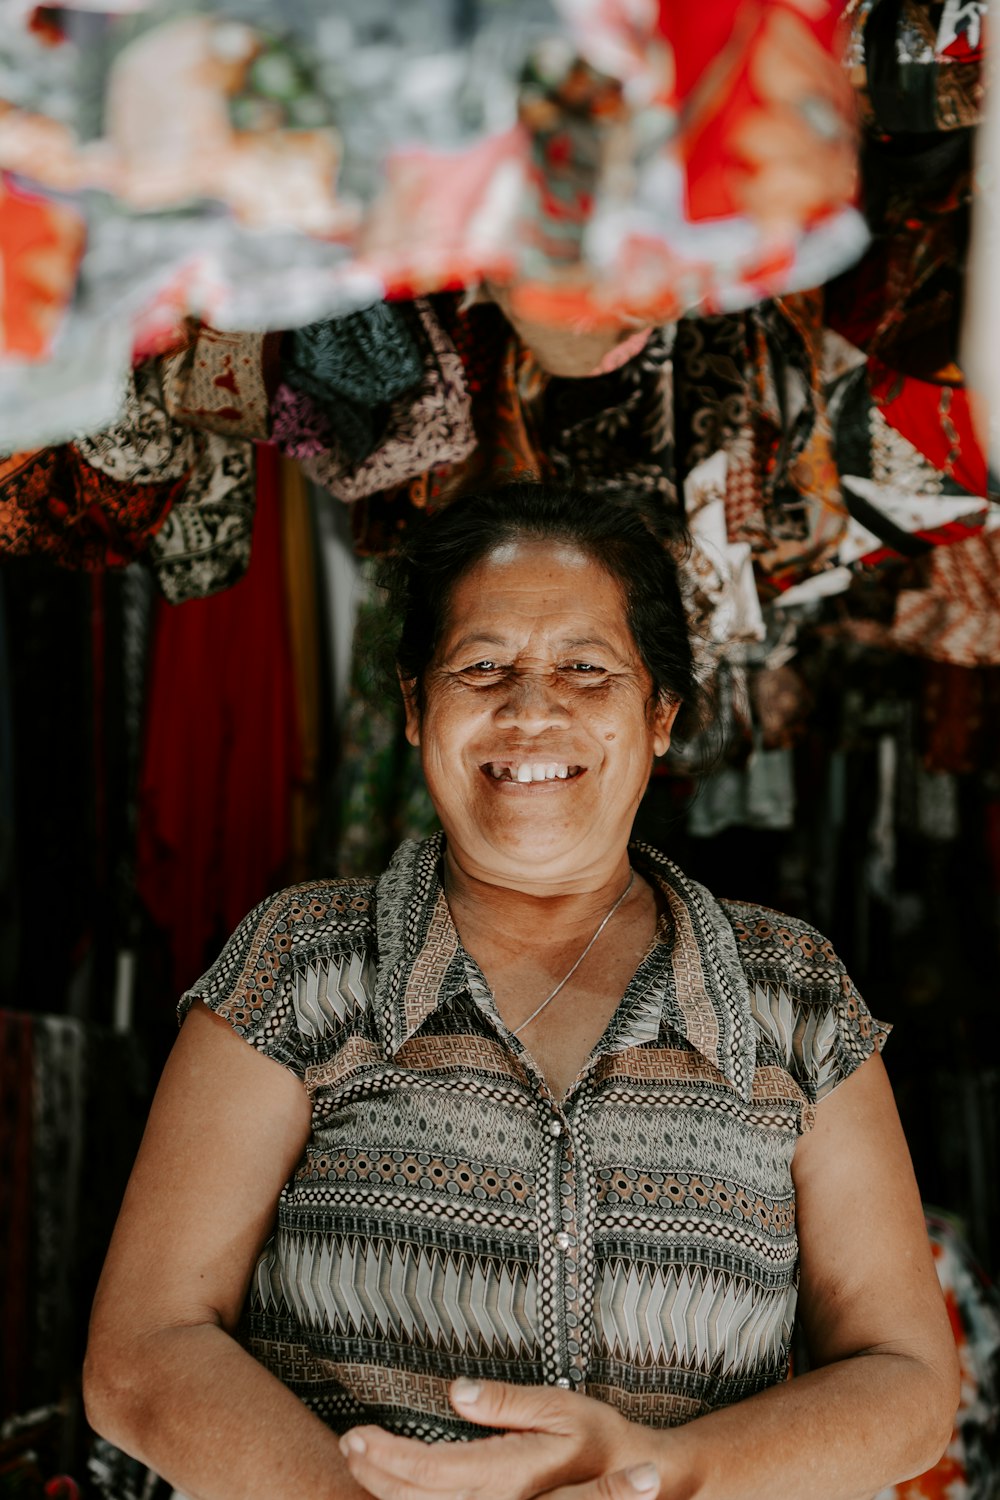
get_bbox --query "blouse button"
[554,1377,572,1389]
[555,1231,572,1251]
[548,1119,563,1138]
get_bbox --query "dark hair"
[378,480,697,711]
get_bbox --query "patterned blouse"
[180,834,888,1439]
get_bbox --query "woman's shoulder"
[178,876,381,1058]
[217,875,379,968]
[715,895,888,1106]
[716,897,847,996]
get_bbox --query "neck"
[442,845,636,939]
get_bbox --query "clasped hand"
[340,1378,670,1500]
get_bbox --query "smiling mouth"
[482,762,585,784]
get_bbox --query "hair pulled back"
[379,480,696,711]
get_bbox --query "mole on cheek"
[605,732,616,741]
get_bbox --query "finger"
[339,1428,448,1500]
[340,1422,557,1500]
[449,1376,580,1434]
[543,1463,662,1500]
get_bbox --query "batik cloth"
[280,302,424,466]
[673,296,849,599]
[180,833,887,1437]
[847,0,985,134]
[146,431,256,605]
[0,0,865,445]
[276,300,476,506]
[0,362,193,570]
[0,358,259,595]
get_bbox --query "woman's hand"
[339,1378,671,1500]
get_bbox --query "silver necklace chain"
[510,870,635,1038]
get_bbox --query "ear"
[399,671,421,747]
[651,695,681,758]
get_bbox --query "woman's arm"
[83,1002,369,1500]
[339,1051,960,1500]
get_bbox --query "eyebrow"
[444,633,626,658]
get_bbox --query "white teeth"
[487,762,578,783]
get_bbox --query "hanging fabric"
[134,443,299,994]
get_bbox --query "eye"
[562,661,607,676]
[458,659,505,677]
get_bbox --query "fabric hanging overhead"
[0,0,867,448]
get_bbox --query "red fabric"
[0,173,84,361]
[662,0,843,222]
[0,446,186,569]
[869,359,988,497]
[135,443,300,994]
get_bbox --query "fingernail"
[626,1464,659,1494]
[340,1433,366,1456]
[451,1377,482,1404]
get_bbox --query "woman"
[84,482,959,1500]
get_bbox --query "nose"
[493,669,571,731]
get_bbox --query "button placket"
[536,1103,582,1389]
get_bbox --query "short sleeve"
[726,903,891,1113]
[178,887,308,1079]
[802,967,891,1106]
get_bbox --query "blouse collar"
[374,832,756,1101]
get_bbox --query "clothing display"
[0,360,258,598]
[180,833,885,1435]
[0,0,867,447]
[134,443,300,993]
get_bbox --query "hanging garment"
[918,661,1000,776]
[0,1011,33,1418]
[275,299,475,506]
[0,0,865,445]
[330,563,438,879]
[30,1016,85,1408]
[158,324,275,441]
[0,172,85,362]
[887,529,1000,667]
[279,455,324,882]
[146,431,256,605]
[135,443,300,994]
[280,301,424,466]
[0,357,261,596]
[0,361,191,570]
[673,295,850,598]
[848,0,985,136]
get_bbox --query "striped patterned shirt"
[181,834,887,1438]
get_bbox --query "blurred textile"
[0,0,865,446]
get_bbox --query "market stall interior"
[0,0,999,1495]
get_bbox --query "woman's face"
[403,539,679,894]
